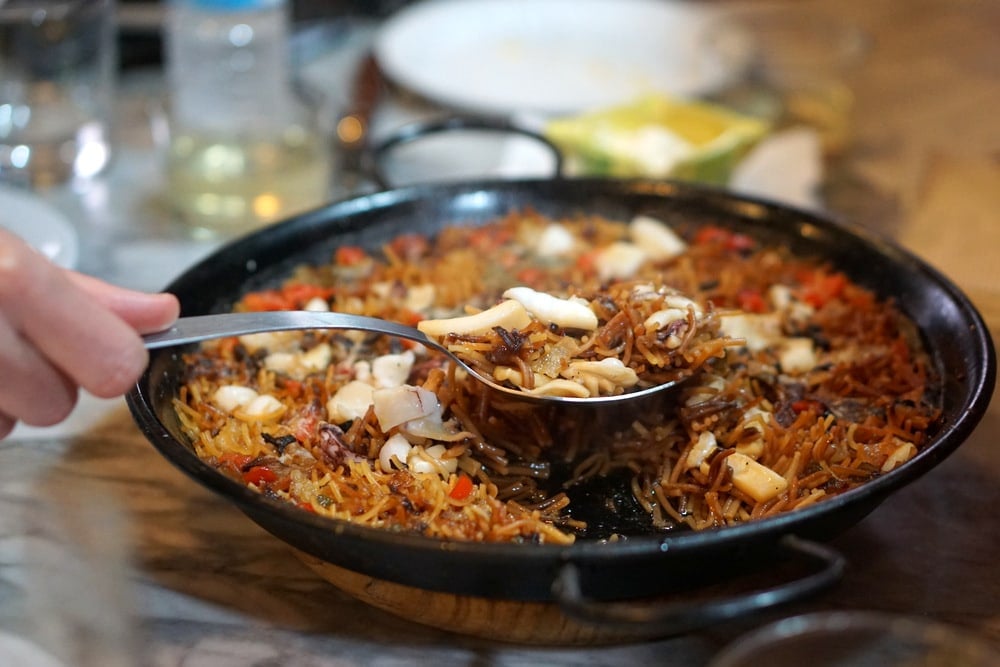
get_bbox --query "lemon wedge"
[544,95,770,185]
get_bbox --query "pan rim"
[127,177,997,566]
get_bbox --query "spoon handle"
[143,311,681,407]
[142,311,435,350]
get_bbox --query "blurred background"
[117,0,410,69]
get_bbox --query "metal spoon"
[142,310,687,406]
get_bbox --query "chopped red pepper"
[335,245,367,266]
[243,465,278,486]
[575,249,598,273]
[281,283,332,307]
[280,378,304,399]
[694,225,728,245]
[467,226,512,251]
[800,271,847,308]
[791,399,824,414]
[387,233,430,261]
[737,288,768,313]
[693,225,755,252]
[218,452,254,470]
[242,289,292,312]
[724,232,756,252]
[449,474,475,500]
[241,283,333,312]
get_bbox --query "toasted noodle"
[173,210,941,544]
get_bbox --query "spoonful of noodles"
[143,283,738,406]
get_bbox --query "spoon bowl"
[142,310,689,407]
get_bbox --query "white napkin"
[729,128,824,210]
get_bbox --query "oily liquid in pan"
[167,209,943,544]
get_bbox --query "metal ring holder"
[553,535,846,635]
[368,115,566,190]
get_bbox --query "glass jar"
[164,0,331,238]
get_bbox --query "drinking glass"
[0,0,117,188]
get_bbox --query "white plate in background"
[374,0,737,116]
[0,184,79,269]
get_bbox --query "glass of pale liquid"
[162,0,332,239]
[163,94,332,240]
[700,8,869,161]
[0,0,116,188]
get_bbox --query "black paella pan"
[126,177,995,637]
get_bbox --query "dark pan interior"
[128,178,995,602]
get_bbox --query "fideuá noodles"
[171,210,940,544]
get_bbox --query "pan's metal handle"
[553,535,846,636]
[369,115,566,190]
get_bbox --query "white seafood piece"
[628,215,687,260]
[777,337,817,374]
[493,366,531,385]
[594,241,647,282]
[301,342,333,372]
[369,281,393,299]
[565,358,639,388]
[212,385,259,413]
[494,366,594,398]
[663,294,703,318]
[372,350,416,388]
[735,406,772,458]
[719,312,781,351]
[400,412,473,443]
[236,394,286,422]
[417,299,532,338]
[408,443,458,475]
[326,380,375,423]
[263,351,297,375]
[304,296,330,312]
[881,439,917,472]
[523,378,592,398]
[741,406,771,432]
[373,385,439,432]
[238,329,300,354]
[631,283,659,300]
[726,452,789,503]
[736,438,765,460]
[643,307,689,332]
[536,223,576,257]
[685,431,719,471]
[352,360,372,382]
[405,284,436,312]
[767,284,794,310]
[502,286,598,331]
[378,433,413,472]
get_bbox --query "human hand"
[0,229,180,439]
